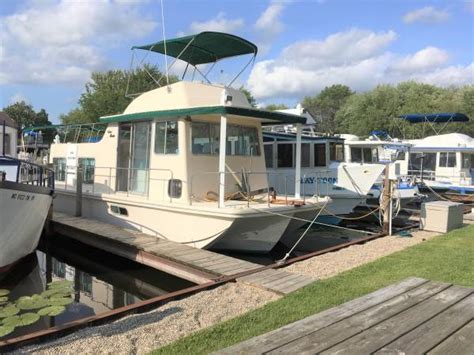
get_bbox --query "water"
[0,236,194,341]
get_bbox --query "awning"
[100,106,306,125]
[132,31,258,66]
[397,112,470,124]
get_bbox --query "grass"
[153,224,474,354]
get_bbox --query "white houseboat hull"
[0,181,53,270]
[53,191,327,253]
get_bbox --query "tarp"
[100,105,306,125]
[397,112,470,124]
[132,31,257,65]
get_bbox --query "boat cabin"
[0,112,17,158]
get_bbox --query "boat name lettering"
[300,177,338,184]
[11,193,35,201]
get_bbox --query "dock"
[51,212,315,295]
[217,277,474,354]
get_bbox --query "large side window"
[330,142,344,162]
[439,152,456,168]
[4,134,11,155]
[351,147,362,163]
[192,122,219,155]
[53,158,66,182]
[362,148,373,163]
[462,153,474,169]
[277,143,293,168]
[301,143,310,168]
[155,121,179,154]
[78,158,95,184]
[226,125,261,156]
[264,144,274,168]
[314,144,326,167]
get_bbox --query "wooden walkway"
[217,277,474,354]
[51,212,315,295]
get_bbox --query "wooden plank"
[377,294,474,354]
[321,286,472,355]
[269,275,315,294]
[238,269,287,284]
[192,256,237,268]
[212,262,257,275]
[268,281,451,354]
[428,320,474,355]
[216,277,429,354]
[260,273,302,288]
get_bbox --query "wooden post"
[75,166,83,217]
[382,165,390,235]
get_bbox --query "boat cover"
[132,31,257,65]
[397,112,470,124]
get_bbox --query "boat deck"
[51,212,315,295]
[216,277,474,354]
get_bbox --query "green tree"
[239,86,257,107]
[303,84,354,134]
[61,64,178,124]
[265,103,289,111]
[3,101,51,129]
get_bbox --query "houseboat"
[46,32,330,253]
[342,132,420,200]
[0,113,54,275]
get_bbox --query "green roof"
[100,106,306,125]
[132,31,257,66]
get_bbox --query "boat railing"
[0,156,54,188]
[189,170,331,207]
[408,169,473,185]
[55,166,174,202]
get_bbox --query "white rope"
[160,0,169,86]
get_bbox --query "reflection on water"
[0,236,194,341]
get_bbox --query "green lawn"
[153,225,474,355]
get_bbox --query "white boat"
[409,133,474,196]
[397,113,474,199]
[263,127,385,219]
[0,113,54,274]
[342,132,420,200]
[44,32,330,253]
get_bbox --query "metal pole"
[218,115,227,208]
[382,164,390,235]
[389,179,393,236]
[295,123,302,199]
[75,166,83,217]
[2,120,5,156]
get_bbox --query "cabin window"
[314,144,326,167]
[462,153,474,169]
[155,121,179,154]
[192,122,219,154]
[168,179,182,198]
[264,144,274,168]
[351,148,362,163]
[330,142,344,162]
[410,153,436,172]
[363,148,374,163]
[3,134,11,155]
[226,125,260,156]
[78,158,95,184]
[110,205,128,216]
[277,143,294,168]
[301,143,310,168]
[439,152,456,168]
[53,158,66,182]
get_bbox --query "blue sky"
[1,0,473,124]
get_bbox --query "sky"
[0,0,473,124]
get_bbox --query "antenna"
[160,0,169,86]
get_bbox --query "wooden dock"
[217,277,474,354]
[51,212,315,295]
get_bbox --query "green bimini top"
[100,106,306,125]
[132,31,258,66]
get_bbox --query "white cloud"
[246,28,473,101]
[254,2,286,55]
[0,0,157,86]
[188,12,244,33]
[389,47,449,73]
[403,6,450,24]
[281,29,397,68]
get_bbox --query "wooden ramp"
[51,212,315,295]
[216,277,474,354]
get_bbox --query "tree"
[265,103,289,111]
[303,85,354,134]
[61,64,178,124]
[3,101,51,129]
[239,86,257,107]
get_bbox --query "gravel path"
[286,229,440,279]
[18,284,279,355]
[15,226,449,354]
